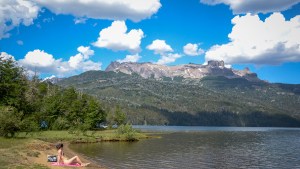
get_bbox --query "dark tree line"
[0,56,113,137]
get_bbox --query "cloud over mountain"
[68,46,95,69]
[147,39,181,65]
[205,13,300,65]
[147,39,173,55]
[18,46,101,77]
[183,43,205,56]
[117,54,141,63]
[156,53,182,65]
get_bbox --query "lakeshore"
[71,126,300,169]
[0,130,149,168]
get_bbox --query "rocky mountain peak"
[42,75,62,84]
[207,60,225,67]
[106,61,121,71]
[105,60,261,82]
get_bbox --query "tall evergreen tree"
[0,56,27,110]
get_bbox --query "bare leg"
[64,156,90,166]
[64,155,83,165]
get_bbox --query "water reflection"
[70,127,300,169]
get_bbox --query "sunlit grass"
[16,129,149,142]
[0,137,50,169]
[0,137,31,149]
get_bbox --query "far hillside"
[57,61,300,127]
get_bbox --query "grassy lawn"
[0,137,30,149]
[0,137,50,169]
[16,129,149,143]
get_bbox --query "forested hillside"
[57,70,300,127]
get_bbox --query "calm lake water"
[70,126,300,169]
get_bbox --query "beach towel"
[51,162,81,167]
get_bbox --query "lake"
[70,126,300,169]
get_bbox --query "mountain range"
[56,61,300,127]
[106,60,260,82]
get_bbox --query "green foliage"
[0,56,27,111]
[20,116,40,134]
[0,106,21,137]
[51,117,70,130]
[106,111,115,126]
[106,106,127,126]
[84,98,106,129]
[43,90,106,131]
[116,124,137,141]
[0,57,107,136]
[114,106,126,125]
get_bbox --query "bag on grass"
[47,155,57,162]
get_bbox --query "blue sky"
[1,0,300,84]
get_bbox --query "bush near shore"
[17,127,147,143]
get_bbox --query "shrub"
[0,106,22,137]
[51,117,70,130]
[20,116,40,135]
[116,124,137,141]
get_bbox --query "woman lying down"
[56,143,90,167]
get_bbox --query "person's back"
[55,143,89,166]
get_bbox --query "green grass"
[0,137,31,149]
[0,137,50,169]
[16,129,149,143]
[13,164,50,169]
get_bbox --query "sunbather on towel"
[56,143,89,167]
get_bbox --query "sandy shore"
[27,140,106,169]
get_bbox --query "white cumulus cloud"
[0,52,15,61]
[93,21,144,53]
[200,0,300,14]
[21,49,56,67]
[77,46,94,59]
[33,0,161,22]
[19,49,67,75]
[147,39,181,64]
[0,0,39,39]
[117,54,141,63]
[156,53,182,65]
[147,39,173,55]
[183,43,205,56]
[205,13,300,65]
[68,46,95,68]
[80,60,102,72]
[18,46,101,77]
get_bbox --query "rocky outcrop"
[42,75,63,84]
[105,60,260,82]
[207,60,225,67]
[233,67,259,81]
